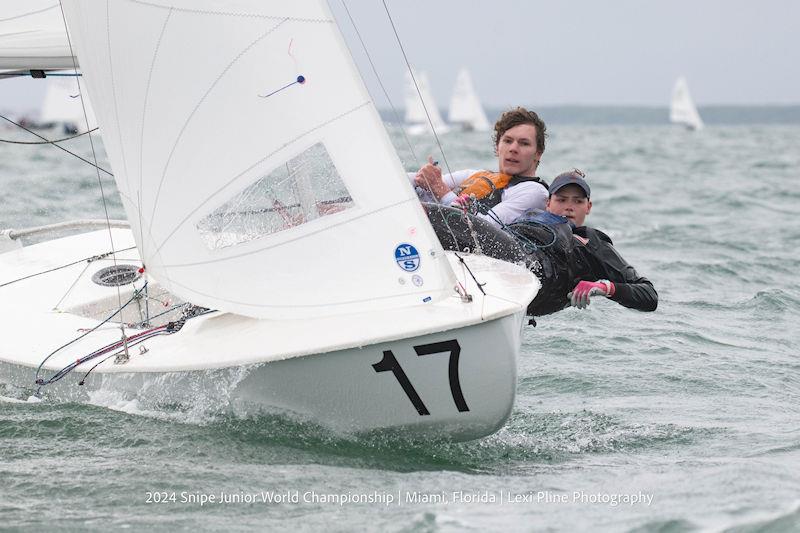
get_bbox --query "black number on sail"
[372,350,429,415]
[372,339,469,416]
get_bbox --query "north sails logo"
[394,243,420,272]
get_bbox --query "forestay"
[60,0,458,319]
[0,1,76,71]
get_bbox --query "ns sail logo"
[394,243,420,272]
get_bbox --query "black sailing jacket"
[571,226,658,312]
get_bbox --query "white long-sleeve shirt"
[410,169,548,228]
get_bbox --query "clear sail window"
[196,143,353,250]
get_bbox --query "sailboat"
[38,73,98,134]
[448,67,490,132]
[0,0,538,441]
[670,76,704,131]
[403,69,449,135]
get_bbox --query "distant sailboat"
[403,70,449,135]
[39,73,98,134]
[448,68,490,132]
[670,76,704,131]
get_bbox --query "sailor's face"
[497,124,540,177]
[547,185,592,226]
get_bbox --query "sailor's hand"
[414,156,448,199]
[451,193,471,208]
[568,280,615,309]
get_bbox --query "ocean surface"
[1,119,799,532]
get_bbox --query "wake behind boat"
[0,0,538,441]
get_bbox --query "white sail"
[448,67,490,132]
[59,0,457,320]
[670,76,704,130]
[0,1,77,72]
[403,69,449,134]
[39,72,97,129]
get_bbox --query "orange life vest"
[453,171,513,201]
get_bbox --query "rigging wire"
[0,126,100,145]
[0,246,136,289]
[58,1,130,361]
[37,305,215,388]
[0,114,112,175]
[34,283,149,387]
[337,0,419,167]
[380,0,455,179]
[374,0,480,283]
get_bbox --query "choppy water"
[1,122,799,532]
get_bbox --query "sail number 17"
[372,339,469,416]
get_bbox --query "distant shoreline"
[379,105,800,125]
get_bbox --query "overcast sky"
[2,0,798,115]
[333,0,799,108]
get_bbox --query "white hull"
[0,228,537,440]
[1,311,522,440]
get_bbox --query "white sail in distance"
[403,69,449,134]
[59,0,458,320]
[39,73,97,130]
[670,76,704,130]
[448,68,490,132]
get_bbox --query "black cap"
[549,169,590,198]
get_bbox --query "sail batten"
[60,0,457,319]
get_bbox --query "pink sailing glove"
[568,280,615,309]
[451,194,471,208]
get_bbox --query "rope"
[38,305,215,388]
[34,283,149,387]
[0,246,136,289]
[380,0,453,177]
[38,322,171,387]
[0,114,112,176]
[454,252,486,296]
[0,127,99,145]
[58,1,130,356]
[377,0,480,265]
[337,0,419,167]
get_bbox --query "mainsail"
[0,1,76,73]
[448,67,490,132]
[59,0,457,319]
[670,76,704,131]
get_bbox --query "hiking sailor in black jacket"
[546,170,658,312]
